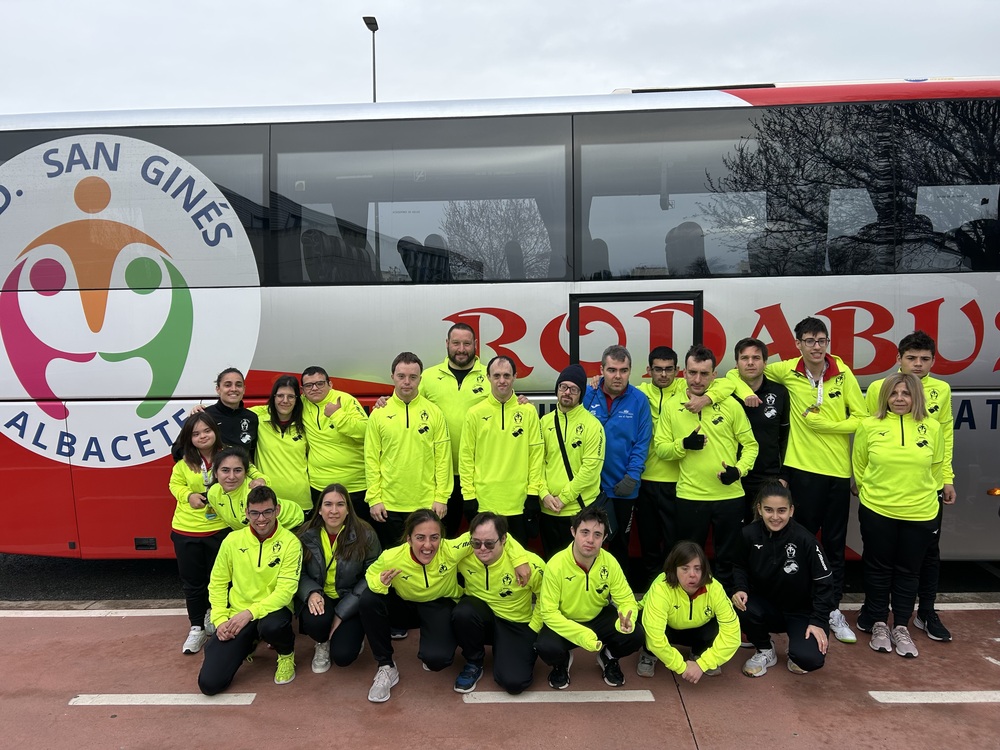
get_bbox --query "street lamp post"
[363,16,378,103]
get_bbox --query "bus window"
[271,117,571,285]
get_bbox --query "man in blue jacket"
[583,345,652,575]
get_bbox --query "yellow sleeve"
[364,417,384,507]
[248,535,303,620]
[433,410,453,505]
[458,410,478,501]
[640,585,687,673]
[694,582,741,672]
[330,392,369,442]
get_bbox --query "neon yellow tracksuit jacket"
[459,392,544,516]
[169,459,229,534]
[208,523,302,626]
[639,575,740,674]
[537,545,639,651]
[640,377,737,483]
[865,373,954,486]
[250,405,311,511]
[731,354,867,478]
[301,388,368,492]
[853,413,943,522]
[458,546,545,630]
[364,393,452,512]
[420,357,489,473]
[207,479,305,531]
[655,391,758,500]
[539,404,606,517]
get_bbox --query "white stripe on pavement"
[463,690,654,704]
[837,602,1000,611]
[70,693,255,706]
[870,691,1000,704]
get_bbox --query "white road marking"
[0,609,186,618]
[870,691,1000,704]
[69,693,255,706]
[463,690,654,704]
[984,657,1000,667]
[837,602,1000,611]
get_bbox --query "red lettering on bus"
[908,298,984,376]
[633,303,727,360]
[445,307,534,376]
[818,301,896,375]
[539,306,626,375]
[749,304,798,360]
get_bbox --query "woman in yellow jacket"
[250,376,311,515]
[207,447,304,532]
[168,413,229,655]
[636,541,740,681]
[853,373,943,659]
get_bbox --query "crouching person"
[635,541,740,682]
[452,512,545,694]
[535,505,643,689]
[198,487,303,694]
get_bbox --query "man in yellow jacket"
[535,505,643,689]
[365,352,452,548]
[420,323,489,535]
[459,356,544,543]
[198,487,303,694]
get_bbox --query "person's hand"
[543,494,564,512]
[370,503,388,522]
[618,609,634,634]
[516,394,530,406]
[514,563,531,587]
[743,394,761,408]
[718,463,741,485]
[379,568,401,586]
[373,396,388,409]
[324,397,342,417]
[187,403,206,417]
[683,394,710,413]
[216,610,253,641]
[942,484,957,505]
[850,480,859,497]
[432,501,448,519]
[308,592,325,616]
[682,427,706,450]
[613,476,637,497]
[188,493,207,509]
[681,660,704,684]
[805,624,828,655]
[588,375,600,389]
[731,591,748,612]
[248,478,266,490]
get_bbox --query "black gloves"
[613,476,638,497]
[719,465,741,485]
[682,428,706,450]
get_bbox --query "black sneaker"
[914,611,952,642]
[548,653,573,689]
[597,650,625,687]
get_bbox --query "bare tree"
[440,199,552,280]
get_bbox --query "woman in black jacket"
[731,483,834,678]
[296,483,381,673]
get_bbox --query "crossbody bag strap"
[554,413,586,511]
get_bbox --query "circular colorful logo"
[0,135,260,467]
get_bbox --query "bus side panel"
[70,456,176,559]
[0,439,81,557]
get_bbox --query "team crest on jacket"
[599,565,609,580]
[514,411,523,423]
[917,423,928,435]
[783,542,799,574]
[765,393,776,406]
[575,424,584,435]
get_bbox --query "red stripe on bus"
[724,80,1000,106]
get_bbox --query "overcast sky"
[5,0,998,114]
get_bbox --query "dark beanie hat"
[555,364,587,396]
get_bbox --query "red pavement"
[1,607,998,749]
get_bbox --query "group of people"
[166,319,956,700]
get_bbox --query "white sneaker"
[636,651,656,678]
[829,609,857,644]
[890,625,919,658]
[742,646,777,677]
[203,610,216,636]
[368,664,400,703]
[312,641,332,673]
[182,626,208,654]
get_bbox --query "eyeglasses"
[302,381,329,391]
[247,508,276,519]
[651,366,676,375]
[470,538,500,550]
[557,384,581,394]
[799,338,830,348]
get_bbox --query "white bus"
[0,78,997,558]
